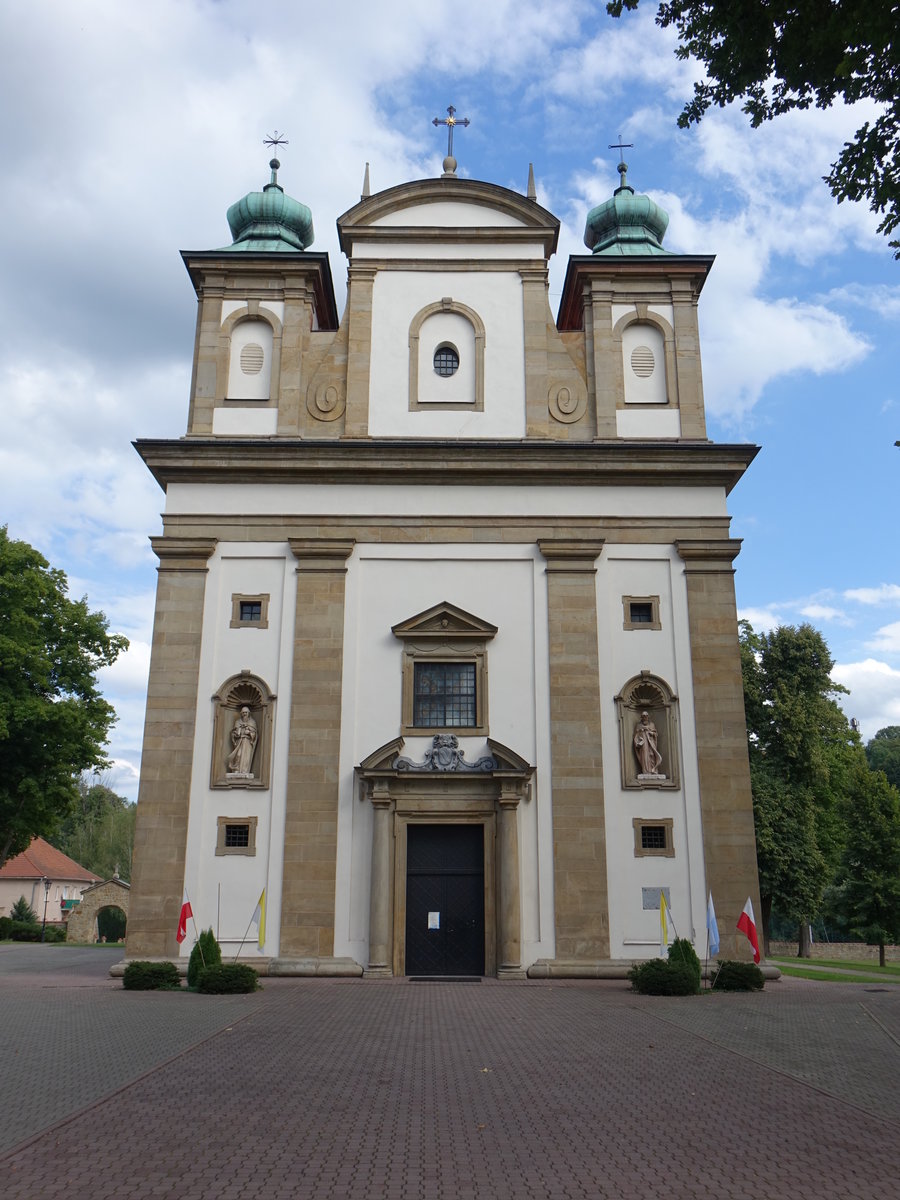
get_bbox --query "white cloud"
[868,622,900,656]
[800,604,850,624]
[823,284,900,322]
[832,659,900,741]
[844,584,900,605]
[737,606,784,633]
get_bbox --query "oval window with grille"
[433,344,459,377]
[630,346,655,378]
[240,343,265,375]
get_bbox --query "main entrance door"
[405,824,485,976]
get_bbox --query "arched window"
[409,299,485,410]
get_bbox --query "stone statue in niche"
[633,711,665,779]
[226,706,258,778]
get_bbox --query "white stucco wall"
[367,268,527,437]
[180,546,295,959]
[595,546,706,959]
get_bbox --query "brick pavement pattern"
[2,946,899,1199]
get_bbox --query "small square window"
[215,816,258,856]
[633,818,674,857]
[230,593,269,629]
[622,595,661,631]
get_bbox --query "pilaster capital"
[289,537,356,572]
[538,538,605,573]
[676,538,742,572]
[150,536,217,571]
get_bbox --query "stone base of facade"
[268,956,364,977]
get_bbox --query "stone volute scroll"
[615,671,679,790]
[211,671,275,789]
[394,734,497,773]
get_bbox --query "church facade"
[125,147,761,976]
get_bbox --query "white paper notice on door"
[427,911,440,930]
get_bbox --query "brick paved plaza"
[2,945,898,1199]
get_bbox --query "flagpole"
[186,891,206,967]
[233,911,256,964]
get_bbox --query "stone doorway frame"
[357,737,533,979]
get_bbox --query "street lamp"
[41,877,51,942]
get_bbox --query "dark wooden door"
[405,824,485,976]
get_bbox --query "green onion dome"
[224,158,314,252]
[583,161,670,255]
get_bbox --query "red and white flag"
[737,897,760,963]
[176,894,193,944]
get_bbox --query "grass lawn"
[769,955,900,984]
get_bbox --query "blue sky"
[1,0,897,801]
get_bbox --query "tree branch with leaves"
[607,1,900,257]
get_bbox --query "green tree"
[607,1,900,257]
[866,726,900,791]
[740,621,855,954]
[835,766,900,967]
[0,528,128,869]
[10,896,37,923]
[56,777,136,882]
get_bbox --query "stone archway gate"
[67,877,131,942]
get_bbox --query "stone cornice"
[135,439,758,495]
[557,254,715,331]
[179,249,339,331]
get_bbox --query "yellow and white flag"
[251,888,266,949]
[659,890,669,958]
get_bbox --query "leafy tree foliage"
[740,621,855,952]
[607,1,900,256]
[56,777,135,883]
[0,528,128,869]
[866,726,900,791]
[834,765,900,966]
[10,896,37,923]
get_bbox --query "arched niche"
[219,306,283,404]
[211,671,276,789]
[409,298,485,410]
[615,670,680,790]
[612,310,676,408]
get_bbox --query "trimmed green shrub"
[187,927,222,988]
[668,937,701,989]
[0,916,12,940]
[629,958,700,996]
[123,961,182,990]
[11,896,38,923]
[711,959,765,991]
[197,964,260,994]
[10,920,42,941]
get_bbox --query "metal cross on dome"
[608,135,633,163]
[433,105,470,158]
[264,131,289,155]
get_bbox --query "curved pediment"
[338,177,558,257]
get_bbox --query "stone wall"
[770,941,900,964]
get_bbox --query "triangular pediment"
[392,601,497,642]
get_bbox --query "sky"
[1,0,898,803]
